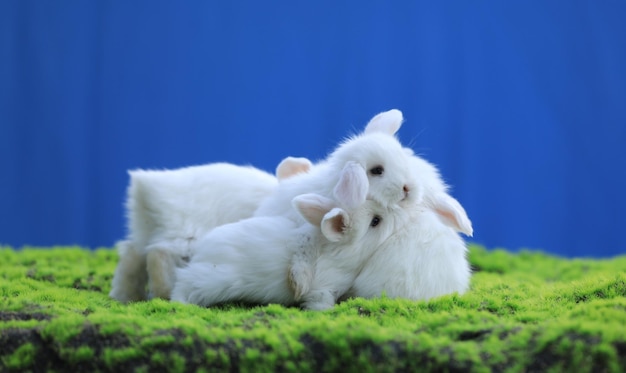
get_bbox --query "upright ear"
[275,156,313,180]
[333,162,368,210]
[292,194,336,227]
[363,109,403,135]
[320,208,350,242]
[426,193,473,237]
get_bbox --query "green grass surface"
[1,245,625,372]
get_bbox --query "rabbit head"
[292,161,405,246]
[326,109,417,209]
[340,156,474,302]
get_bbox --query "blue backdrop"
[1,2,625,257]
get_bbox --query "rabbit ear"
[333,162,368,210]
[320,208,350,242]
[292,194,336,227]
[363,109,404,135]
[275,156,313,180]
[427,193,473,237]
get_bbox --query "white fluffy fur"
[290,199,410,310]
[110,108,473,305]
[342,154,473,301]
[170,215,303,307]
[277,109,473,303]
[171,162,410,310]
[109,162,280,302]
[110,109,411,303]
[253,109,417,222]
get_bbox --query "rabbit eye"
[369,165,384,176]
[370,215,382,227]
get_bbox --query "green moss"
[69,345,95,363]
[169,352,186,373]
[103,347,143,367]
[1,245,626,372]
[2,342,36,370]
[140,333,175,348]
[150,351,166,365]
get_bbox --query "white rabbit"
[341,154,473,302]
[253,109,417,223]
[170,214,302,307]
[109,158,310,303]
[171,162,410,310]
[278,114,473,302]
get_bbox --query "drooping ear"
[363,109,404,135]
[427,193,473,237]
[320,208,350,242]
[275,156,313,180]
[292,194,336,227]
[333,161,368,210]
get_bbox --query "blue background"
[1,2,625,257]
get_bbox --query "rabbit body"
[170,215,306,307]
[127,163,278,246]
[172,162,408,310]
[109,163,279,302]
[342,203,471,301]
[171,200,406,310]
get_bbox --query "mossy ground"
[1,245,625,372]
